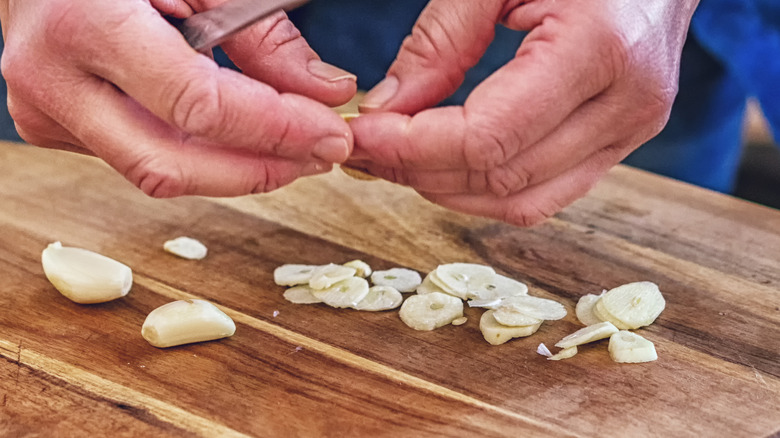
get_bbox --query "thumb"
[359,1,504,114]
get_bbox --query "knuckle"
[169,74,229,139]
[464,118,516,171]
[258,15,304,56]
[486,164,531,197]
[504,201,558,228]
[125,153,189,198]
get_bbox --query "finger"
[360,0,504,113]
[149,0,194,18]
[354,91,631,196]
[418,145,629,227]
[60,75,331,198]
[219,10,357,107]
[60,2,352,164]
[351,15,620,171]
[6,92,92,155]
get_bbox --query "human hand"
[348,0,699,226]
[0,0,357,197]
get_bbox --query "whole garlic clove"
[163,236,208,260]
[142,299,236,348]
[41,242,133,304]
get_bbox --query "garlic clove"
[41,242,132,304]
[142,299,236,348]
[163,236,208,260]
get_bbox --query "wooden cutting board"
[0,143,778,437]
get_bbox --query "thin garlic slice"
[283,285,323,304]
[497,295,567,321]
[416,272,447,295]
[41,242,133,304]
[548,346,578,361]
[432,263,496,299]
[399,292,463,331]
[479,310,541,346]
[163,236,207,260]
[274,264,320,287]
[594,296,631,330]
[353,285,403,311]
[311,277,369,308]
[142,299,236,348]
[600,282,665,329]
[468,273,528,300]
[451,316,468,326]
[608,330,658,363]
[554,321,619,349]
[492,307,544,327]
[371,268,422,293]
[343,260,372,278]
[309,264,357,290]
[575,293,604,326]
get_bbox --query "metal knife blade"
[176,0,308,53]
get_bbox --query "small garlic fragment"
[537,343,553,357]
[142,299,236,348]
[163,236,207,260]
[548,346,578,361]
[41,242,133,304]
[451,316,468,326]
[343,259,372,278]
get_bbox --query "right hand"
[0,0,357,197]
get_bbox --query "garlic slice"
[311,276,369,308]
[142,299,236,348]
[162,236,207,260]
[608,330,658,363]
[283,285,323,304]
[432,263,496,300]
[274,264,320,287]
[468,273,528,300]
[370,268,422,293]
[343,259,372,278]
[353,285,403,311]
[554,321,619,349]
[309,264,357,290]
[575,293,604,326]
[41,242,133,304]
[399,292,463,331]
[416,272,447,295]
[496,295,567,321]
[600,282,665,329]
[479,310,542,346]
[548,346,578,361]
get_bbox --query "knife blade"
[176,0,308,53]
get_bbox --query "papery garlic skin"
[42,242,133,304]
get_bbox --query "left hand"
[347,0,699,226]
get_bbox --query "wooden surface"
[0,142,778,438]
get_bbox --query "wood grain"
[0,143,778,437]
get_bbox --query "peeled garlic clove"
[370,268,422,293]
[600,282,665,329]
[575,293,604,326]
[41,242,133,304]
[554,321,619,349]
[274,264,320,287]
[479,310,541,346]
[311,276,369,308]
[548,346,578,361]
[309,264,358,290]
[498,295,567,321]
[432,263,496,299]
[608,330,658,363]
[398,292,463,331]
[163,236,207,260]
[343,259,372,278]
[353,285,403,311]
[142,299,236,348]
[283,285,323,304]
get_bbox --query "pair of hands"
[0,0,698,226]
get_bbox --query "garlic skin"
[41,242,133,304]
[142,299,236,348]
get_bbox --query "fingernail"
[301,162,330,177]
[312,135,350,163]
[307,60,357,83]
[360,76,398,110]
